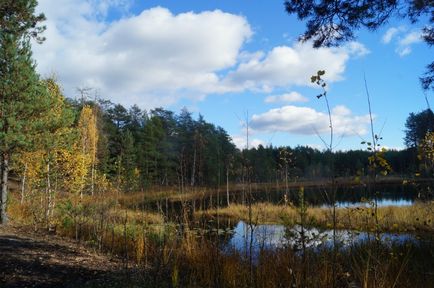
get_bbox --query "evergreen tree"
[141,115,161,185]
[120,129,137,192]
[150,108,177,185]
[176,108,195,188]
[0,0,46,224]
[404,109,434,148]
[13,78,76,227]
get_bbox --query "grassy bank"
[198,201,434,232]
[105,177,432,206]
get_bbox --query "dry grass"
[6,187,434,287]
[198,203,298,224]
[198,201,434,232]
[117,186,215,207]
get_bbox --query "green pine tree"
[121,129,137,192]
[0,0,46,224]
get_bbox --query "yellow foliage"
[418,132,434,173]
[56,149,90,193]
[77,105,99,196]
[77,105,98,163]
[368,148,392,176]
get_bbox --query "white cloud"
[33,1,368,108]
[306,144,324,150]
[396,46,412,57]
[381,26,423,57]
[231,135,265,150]
[250,105,371,136]
[379,145,403,151]
[344,42,370,57]
[222,41,369,92]
[34,1,252,107]
[265,92,308,103]
[399,31,423,46]
[395,31,422,57]
[382,27,400,44]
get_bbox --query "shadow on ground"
[0,229,127,288]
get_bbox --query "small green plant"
[57,198,95,241]
[418,131,434,176]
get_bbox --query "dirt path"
[0,225,126,288]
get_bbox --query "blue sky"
[33,0,432,150]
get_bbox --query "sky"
[33,0,433,151]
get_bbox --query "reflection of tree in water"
[269,183,424,207]
[141,182,432,223]
[222,221,421,257]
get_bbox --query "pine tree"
[120,129,137,192]
[13,78,75,227]
[0,0,46,224]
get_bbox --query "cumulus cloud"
[231,135,265,150]
[34,1,252,107]
[33,1,368,108]
[222,41,369,92]
[250,105,371,136]
[264,92,308,103]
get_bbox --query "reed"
[198,201,434,232]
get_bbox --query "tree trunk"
[91,162,95,196]
[191,146,196,186]
[21,162,28,204]
[1,153,9,224]
[226,167,230,206]
[46,162,52,228]
[285,164,289,205]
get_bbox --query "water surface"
[226,221,418,254]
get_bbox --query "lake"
[225,221,420,255]
[229,183,424,208]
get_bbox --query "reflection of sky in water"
[321,198,415,208]
[228,221,417,255]
[229,221,286,251]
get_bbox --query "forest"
[1,1,434,288]
[6,95,433,206]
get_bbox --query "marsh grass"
[7,188,434,287]
[199,201,434,232]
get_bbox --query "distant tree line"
[66,99,238,191]
[56,100,431,190]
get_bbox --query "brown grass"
[6,187,434,287]
[198,201,434,232]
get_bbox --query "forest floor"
[0,225,134,288]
